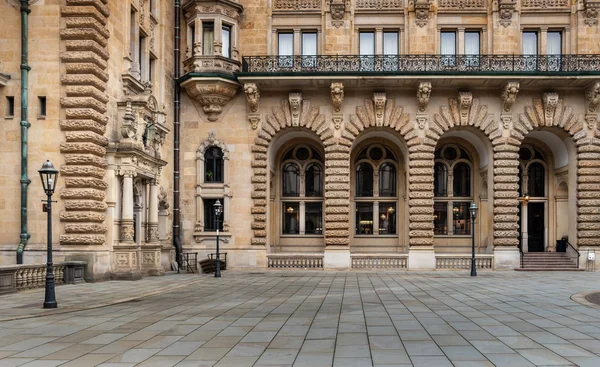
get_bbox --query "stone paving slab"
[1,271,600,366]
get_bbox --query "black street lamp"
[39,160,58,309]
[214,199,223,278]
[469,202,478,277]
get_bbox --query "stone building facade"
[1,0,600,277]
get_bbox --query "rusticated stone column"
[59,0,110,248]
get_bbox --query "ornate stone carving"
[158,186,169,210]
[498,0,517,27]
[142,251,156,265]
[501,82,520,112]
[331,83,344,129]
[331,83,344,113]
[417,82,432,112]
[147,225,159,242]
[274,0,321,10]
[586,82,600,113]
[585,114,597,130]
[458,91,473,125]
[501,115,512,129]
[373,92,387,126]
[330,0,346,27]
[543,92,559,126]
[584,0,600,26]
[180,79,239,122]
[413,0,431,28]
[289,92,303,126]
[249,114,261,130]
[356,0,402,9]
[522,0,568,7]
[121,222,135,242]
[244,83,260,113]
[417,115,427,129]
[439,0,485,8]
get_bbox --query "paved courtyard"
[1,271,600,367]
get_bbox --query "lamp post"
[39,160,58,308]
[214,199,223,278]
[469,202,478,277]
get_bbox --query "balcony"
[238,54,600,89]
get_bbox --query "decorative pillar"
[147,181,159,243]
[121,172,135,243]
[113,170,142,280]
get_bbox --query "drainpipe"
[17,0,31,264]
[173,0,182,269]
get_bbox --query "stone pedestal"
[324,246,350,270]
[493,246,520,270]
[112,246,142,280]
[408,246,436,270]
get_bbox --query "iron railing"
[566,241,580,269]
[241,54,600,74]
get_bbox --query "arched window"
[528,162,545,197]
[204,147,224,183]
[434,163,448,197]
[305,163,323,197]
[453,163,471,197]
[282,163,300,197]
[356,163,374,197]
[379,163,396,197]
[433,144,473,236]
[281,145,323,235]
[354,144,399,236]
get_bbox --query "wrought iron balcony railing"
[241,55,600,75]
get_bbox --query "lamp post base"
[43,301,57,309]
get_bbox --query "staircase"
[516,252,582,271]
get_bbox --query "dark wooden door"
[528,203,545,252]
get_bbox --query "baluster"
[16,269,23,290]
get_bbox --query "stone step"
[516,268,584,271]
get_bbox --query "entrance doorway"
[528,202,545,252]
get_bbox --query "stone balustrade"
[356,0,403,9]
[522,0,569,7]
[438,0,486,9]
[0,261,87,295]
[267,254,324,268]
[351,255,408,269]
[435,255,494,270]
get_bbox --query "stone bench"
[0,261,87,295]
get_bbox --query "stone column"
[147,181,159,243]
[121,172,135,243]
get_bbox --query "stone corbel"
[331,82,344,129]
[373,92,387,126]
[497,0,517,28]
[180,78,239,122]
[542,92,559,126]
[244,83,261,129]
[501,82,519,113]
[584,0,600,26]
[417,82,432,112]
[458,91,473,126]
[330,0,346,28]
[289,92,302,126]
[412,0,431,28]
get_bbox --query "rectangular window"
[6,96,14,117]
[149,57,155,84]
[434,202,448,235]
[190,23,195,51]
[453,202,471,235]
[278,32,294,68]
[441,31,456,66]
[522,31,538,71]
[222,25,231,58]
[356,202,374,235]
[302,32,317,68]
[379,203,396,235]
[305,202,323,234]
[38,96,46,117]
[282,202,300,234]
[204,198,224,232]
[383,31,399,72]
[359,32,375,71]
[139,34,146,80]
[130,8,136,58]
[547,31,562,71]
[465,31,480,67]
[203,22,214,55]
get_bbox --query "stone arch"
[196,133,230,161]
[250,98,336,246]
[412,93,499,248]
[515,94,600,247]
